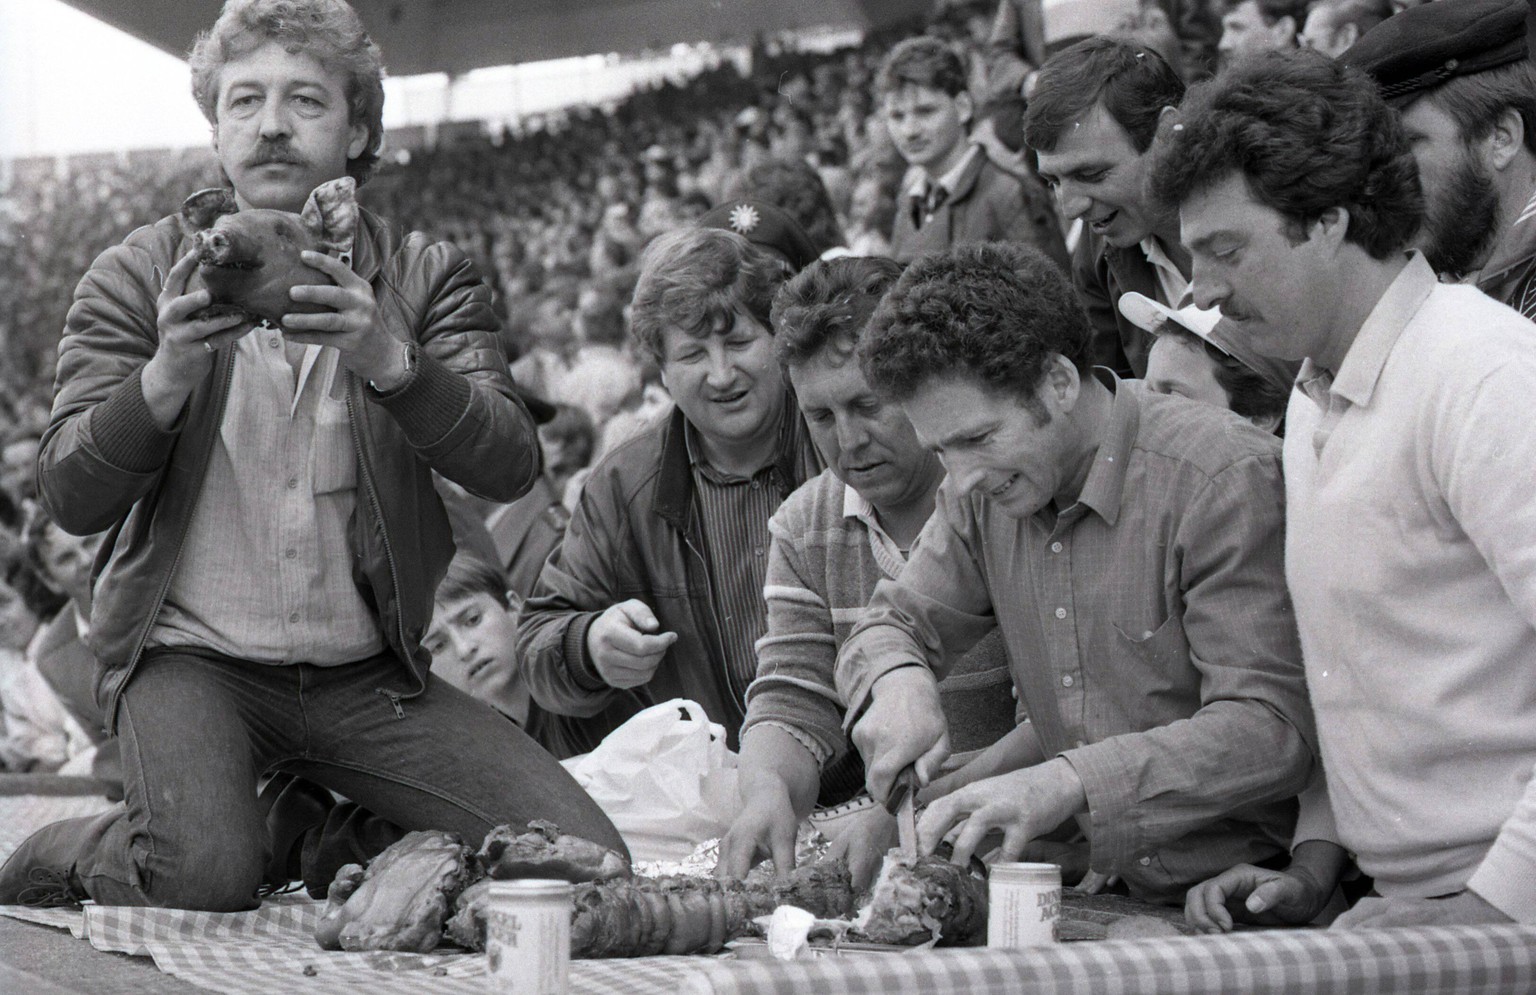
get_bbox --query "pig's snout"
[195,228,262,270]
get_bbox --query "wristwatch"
[367,339,418,396]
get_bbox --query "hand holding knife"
[885,764,921,858]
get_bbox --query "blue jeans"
[66,646,623,910]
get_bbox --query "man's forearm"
[140,353,196,430]
[738,725,821,820]
[921,721,1044,803]
[1288,839,1349,896]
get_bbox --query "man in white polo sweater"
[1156,48,1536,929]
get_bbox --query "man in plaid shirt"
[834,242,1315,905]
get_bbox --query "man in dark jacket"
[518,225,822,751]
[1025,36,1191,377]
[880,36,1068,270]
[0,0,621,912]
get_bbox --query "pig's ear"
[299,177,359,255]
[179,187,238,237]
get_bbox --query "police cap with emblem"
[1345,0,1530,105]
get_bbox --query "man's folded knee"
[140,846,266,912]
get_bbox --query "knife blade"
[885,765,920,858]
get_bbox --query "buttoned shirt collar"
[842,481,908,577]
[906,143,983,203]
[682,407,786,483]
[1329,252,1437,410]
[1138,234,1190,307]
[1061,371,1137,529]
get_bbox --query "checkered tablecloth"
[693,923,1536,995]
[5,792,1535,995]
[1,894,717,995]
[5,895,1535,995]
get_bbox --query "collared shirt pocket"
[1110,614,1197,706]
[310,388,358,496]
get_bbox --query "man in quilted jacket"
[0,0,622,911]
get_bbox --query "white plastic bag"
[560,698,739,862]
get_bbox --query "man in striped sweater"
[715,257,1017,889]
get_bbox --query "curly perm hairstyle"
[190,0,386,185]
[859,243,1092,407]
[771,256,903,368]
[1024,35,1186,155]
[1150,49,1421,259]
[629,227,791,362]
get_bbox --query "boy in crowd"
[1118,294,1296,433]
[715,257,1016,889]
[879,36,1067,270]
[426,552,638,760]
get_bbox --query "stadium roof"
[61,0,928,76]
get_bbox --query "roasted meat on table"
[562,859,857,958]
[477,819,631,883]
[317,825,986,956]
[314,830,479,953]
[851,851,989,946]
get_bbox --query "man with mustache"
[1347,0,1536,315]
[0,0,622,910]
[1155,48,1536,930]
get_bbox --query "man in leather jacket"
[0,0,622,911]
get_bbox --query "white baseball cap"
[1117,292,1299,397]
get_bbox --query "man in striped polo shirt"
[715,257,1017,889]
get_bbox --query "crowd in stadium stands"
[0,1,996,766]
[0,0,1394,772]
[5,0,1536,934]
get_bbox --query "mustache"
[246,139,307,168]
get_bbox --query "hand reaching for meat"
[314,830,479,953]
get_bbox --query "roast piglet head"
[177,176,358,331]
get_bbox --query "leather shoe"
[0,811,116,907]
[259,773,335,893]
